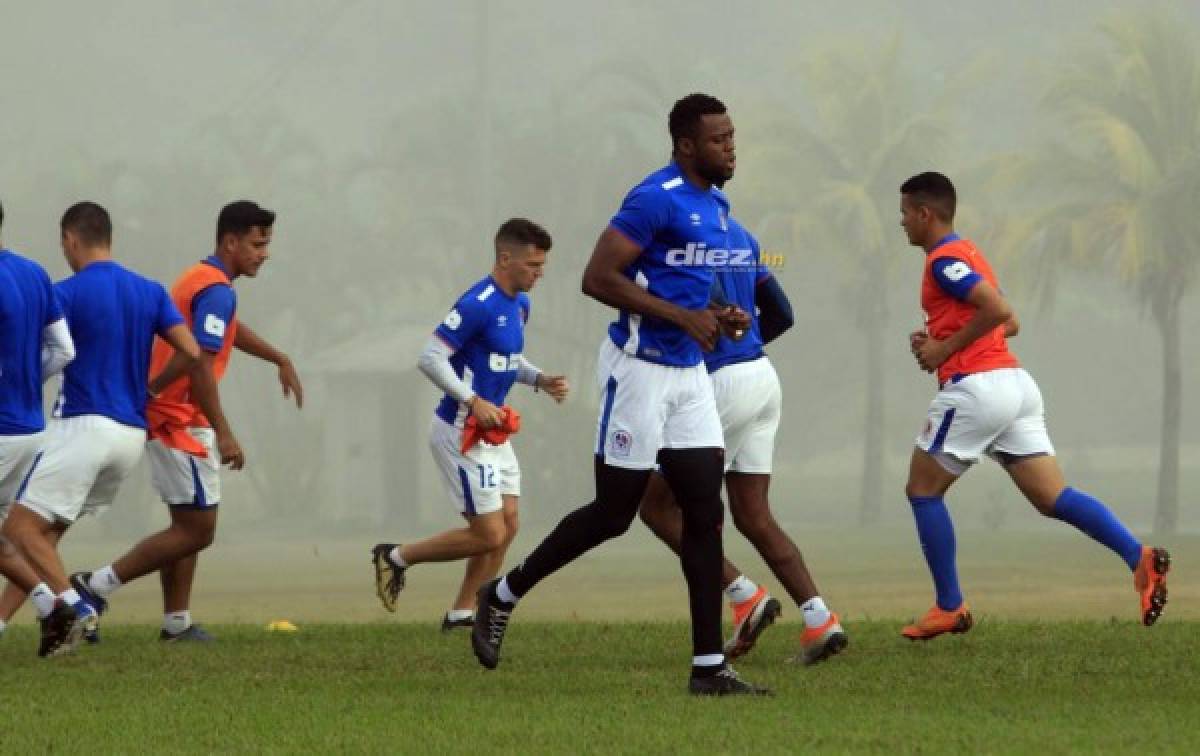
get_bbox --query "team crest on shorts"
[610,429,632,458]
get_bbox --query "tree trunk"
[1153,298,1182,535]
[858,309,886,526]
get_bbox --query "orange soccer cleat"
[724,587,781,659]
[1134,546,1170,626]
[901,603,973,641]
[798,613,848,666]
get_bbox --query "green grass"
[2,619,1196,754]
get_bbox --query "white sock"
[89,566,122,598]
[692,653,724,668]
[164,610,192,635]
[495,577,518,605]
[724,575,759,605]
[800,597,831,629]
[30,582,57,619]
[0,619,7,636]
[446,608,473,621]
[60,589,82,607]
[388,547,408,568]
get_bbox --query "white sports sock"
[163,610,192,635]
[89,566,122,598]
[60,589,82,607]
[800,597,831,629]
[30,582,57,619]
[0,619,7,636]
[388,547,408,568]
[446,608,473,621]
[692,653,724,668]
[495,577,518,605]
[724,575,759,605]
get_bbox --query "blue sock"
[908,496,963,611]
[1052,487,1142,571]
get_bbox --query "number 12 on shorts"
[477,464,496,489]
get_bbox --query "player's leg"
[994,369,1167,625]
[0,532,61,633]
[637,472,743,589]
[447,495,518,630]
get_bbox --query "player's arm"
[417,335,505,429]
[755,275,794,345]
[234,322,303,409]
[187,351,244,469]
[148,325,201,395]
[1004,313,1020,338]
[40,318,75,382]
[582,227,720,351]
[915,279,1013,373]
[513,354,568,403]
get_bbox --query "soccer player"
[0,202,202,656]
[370,219,567,631]
[471,94,769,696]
[637,217,848,665]
[0,198,77,642]
[897,172,1170,639]
[70,200,302,642]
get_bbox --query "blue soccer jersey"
[433,276,530,426]
[608,162,738,367]
[54,261,184,429]
[0,249,64,435]
[191,257,238,353]
[704,219,769,373]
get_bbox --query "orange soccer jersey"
[147,262,238,437]
[920,235,1018,386]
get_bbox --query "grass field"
[2,620,1196,753]
[0,530,1194,753]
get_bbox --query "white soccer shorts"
[915,367,1056,476]
[0,432,44,516]
[17,415,145,523]
[593,338,724,470]
[429,416,520,517]
[711,357,782,474]
[146,427,222,508]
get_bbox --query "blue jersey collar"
[928,232,961,254]
[204,254,234,279]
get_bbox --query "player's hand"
[677,307,721,351]
[469,396,506,430]
[909,329,928,352]
[914,336,952,373]
[278,357,304,409]
[536,374,570,403]
[714,305,750,341]
[217,431,245,471]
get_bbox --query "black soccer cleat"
[441,613,474,633]
[37,604,77,658]
[69,571,107,643]
[688,665,773,697]
[371,543,406,613]
[471,578,512,670]
[160,624,215,642]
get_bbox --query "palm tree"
[1011,12,1200,534]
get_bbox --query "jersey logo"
[488,352,521,372]
[443,309,463,330]
[689,213,702,226]
[497,315,508,328]
[203,314,227,339]
[940,261,974,282]
[666,243,755,269]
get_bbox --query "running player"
[638,217,848,665]
[0,202,202,656]
[0,198,76,643]
[71,200,303,642]
[370,218,566,631]
[898,172,1169,639]
[472,94,769,696]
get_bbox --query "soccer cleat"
[1134,546,1170,626]
[723,587,782,659]
[37,604,77,658]
[441,613,474,633]
[159,624,215,642]
[371,543,406,613]
[471,578,512,670]
[798,613,848,666]
[50,601,99,657]
[70,571,108,643]
[688,666,773,697]
[901,604,973,640]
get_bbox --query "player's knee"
[731,507,771,541]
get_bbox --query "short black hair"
[61,201,112,247]
[216,200,275,244]
[668,93,727,151]
[901,172,957,222]
[494,218,552,256]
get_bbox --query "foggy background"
[1,1,1197,623]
